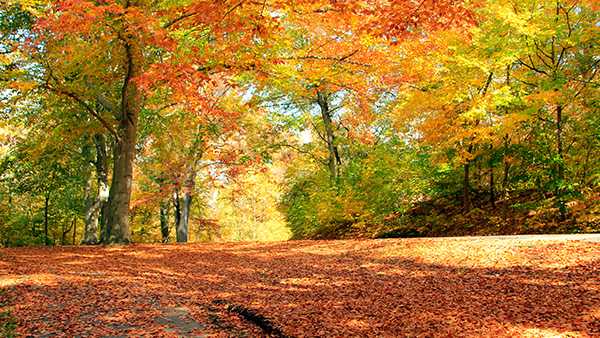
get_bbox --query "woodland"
[0,0,598,245]
[0,1,599,336]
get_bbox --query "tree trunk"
[160,201,170,243]
[93,134,110,244]
[177,167,198,243]
[44,192,50,246]
[179,192,192,243]
[475,158,482,192]
[463,145,473,211]
[106,122,136,244]
[72,217,77,245]
[82,172,101,244]
[173,188,182,241]
[555,104,566,220]
[489,166,496,208]
[556,104,564,183]
[83,134,109,245]
[105,40,142,244]
[316,91,341,180]
[99,201,110,243]
[502,135,510,192]
[62,218,74,245]
[489,145,496,208]
[463,161,471,211]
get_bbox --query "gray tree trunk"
[177,167,198,243]
[555,104,567,219]
[83,133,110,245]
[82,173,101,244]
[556,104,564,182]
[463,143,475,212]
[93,134,110,243]
[179,192,191,243]
[316,91,341,180]
[160,201,170,243]
[44,192,50,246]
[502,135,510,192]
[105,40,142,244]
[105,107,137,244]
[173,188,182,241]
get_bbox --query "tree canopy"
[0,0,598,246]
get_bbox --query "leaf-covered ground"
[1,235,599,337]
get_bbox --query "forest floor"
[0,235,599,337]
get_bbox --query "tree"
[14,0,300,243]
[394,0,598,214]
[2,0,597,245]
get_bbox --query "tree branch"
[517,58,549,76]
[284,50,371,67]
[44,84,119,140]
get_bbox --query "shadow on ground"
[0,238,598,337]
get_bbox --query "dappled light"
[0,274,59,288]
[1,238,598,336]
[0,0,598,336]
[371,237,599,269]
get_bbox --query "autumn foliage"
[1,237,599,336]
[0,0,599,334]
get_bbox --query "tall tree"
[14,0,301,243]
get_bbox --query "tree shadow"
[0,241,598,336]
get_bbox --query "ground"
[0,235,599,337]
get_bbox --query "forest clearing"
[1,236,599,337]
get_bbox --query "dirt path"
[1,236,599,337]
